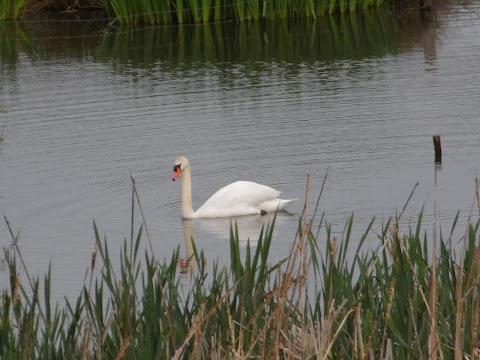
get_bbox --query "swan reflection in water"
[178,219,196,276]
[178,212,293,276]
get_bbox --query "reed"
[75,0,387,25]
[2,0,454,24]
[0,0,25,20]
[1,195,480,357]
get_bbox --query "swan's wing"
[196,181,281,217]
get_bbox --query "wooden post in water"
[433,135,442,164]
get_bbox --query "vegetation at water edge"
[1,195,479,358]
[2,0,408,24]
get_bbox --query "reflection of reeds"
[1,189,480,357]
[0,23,20,65]
[0,8,430,67]
[93,9,414,67]
[0,110,4,145]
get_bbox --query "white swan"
[172,156,295,219]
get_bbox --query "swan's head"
[172,156,189,181]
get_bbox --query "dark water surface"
[1,6,480,301]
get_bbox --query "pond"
[1,5,480,302]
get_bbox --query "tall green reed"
[1,199,480,358]
[95,0,386,25]
[0,0,25,20]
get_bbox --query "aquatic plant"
[1,182,479,359]
[0,0,449,24]
[0,0,25,20]
[95,0,388,25]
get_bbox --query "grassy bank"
[1,0,398,24]
[1,198,479,358]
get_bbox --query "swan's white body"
[172,156,295,219]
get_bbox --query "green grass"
[1,197,479,358]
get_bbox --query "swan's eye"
[173,164,181,171]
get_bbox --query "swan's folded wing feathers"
[196,181,281,216]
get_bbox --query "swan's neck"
[181,167,196,219]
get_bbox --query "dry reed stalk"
[3,213,46,324]
[326,236,337,334]
[311,318,322,355]
[273,295,284,359]
[208,334,223,360]
[280,251,299,299]
[408,297,422,355]
[455,185,480,359]
[460,242,480,360]
[397,181,419,222]
[393,224,432,318]
[192,306,205,359]
[130,175,135,249]
[279,175,311,301]
[12,275,19,306]
[320,298,335,356]
[310,170,328,229]
[237,309,245,358]
[157,280,178,349]
[279,322,311,357]
[354,305,365,359]
[91,241,98,272]
[115,336,131,360]
[293,220,317,355]
[122,177,135,354]
[454,263,463,360]
[384,339,393,360]
[243,288,282,358]
[81,325,90,360]
[321,306,355,360]
[470,243,480,359]
[171,303,205,360]
[83,239,100,360]
[364,318,378,358]
[225,302,241,359]
[258,264,298,358]
[302,174,311,219]
[172,279,243,360]
[276,173,323,339]
[286,301,352,358]
[278,212,318,358]
[392,220,446,357]
[297,229,309,307]
[380,279,395,359]
[241,208,318,358]
[23,318,32,360]
[427,201,440,360]
[101,306,116,348]
[475,175,480,217]
[131,173,154,255]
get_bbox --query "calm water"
[1,7,480,301]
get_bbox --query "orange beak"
[172,167,181,181]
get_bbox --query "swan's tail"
[277,198,296,211]
[260,198,296,213]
